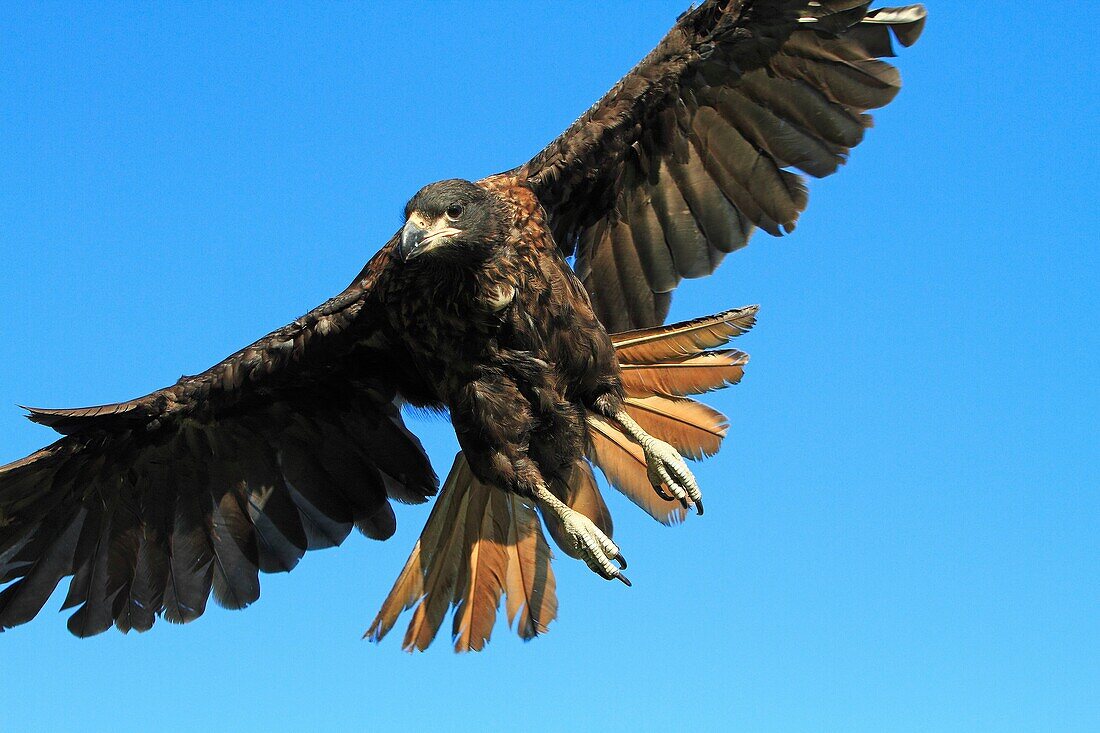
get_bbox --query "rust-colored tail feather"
[584,307,756,521]
[622,395,728,460]
[614,306,754,398]
[502,490,558,640]
[610,305,757,363]
[370,306,756,651]
[586,413,688,525]
[619,350,749,397]
[450,490,508,651]
[365,457,469,647]
[366,453,557,652]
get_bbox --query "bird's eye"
[445,204,464,221]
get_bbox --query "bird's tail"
[367,305,757,652]
[364,452,561,652]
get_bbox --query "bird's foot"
[608,408,704,513]
[558,507,630,586]
[641,436,704,514]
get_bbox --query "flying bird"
[0,1,925,651]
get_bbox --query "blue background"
[1,3,1096,730]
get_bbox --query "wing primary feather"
[0,507,87,630]
[207,488,261,611]
[118,451,173,633]
[64,494,117,637]
[161,462,215,625]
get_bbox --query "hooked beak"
[399,215,462,261]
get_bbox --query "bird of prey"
[0,1,925,651]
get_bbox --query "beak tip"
[400,220,426,261]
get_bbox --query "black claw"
[615,554,628,570]
[616,573,632,587]
[695,498,704,515]
[678,495,690,509]
[655,484,676,502]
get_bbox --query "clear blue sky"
[1,3,1096,731]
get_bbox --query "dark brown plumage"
[0,1,925,649]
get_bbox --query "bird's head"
[398,179,505,263]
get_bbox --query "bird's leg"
[452,371,629,586]
[532,483,630,586]
[595,398,704,514]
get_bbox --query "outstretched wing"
[0,241,437,637]
[518,1,926,331]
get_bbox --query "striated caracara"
[0,1,926,651]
